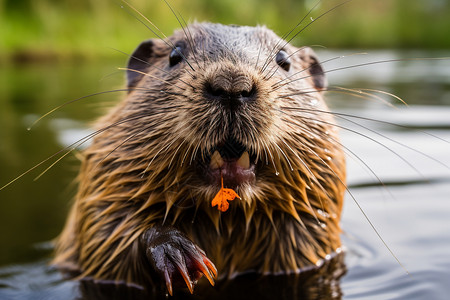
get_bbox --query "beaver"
[53,22,346,295]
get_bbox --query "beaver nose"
[205,73,256,106]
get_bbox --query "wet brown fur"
[53,23,346,287]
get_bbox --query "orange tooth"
[236,151,250,168]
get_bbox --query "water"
[0,50,450,299]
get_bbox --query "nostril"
[204,79,256,105]
[212,87,226,97]
[240,90,250,98]
[240,86,256,99]
[206,82,226,98]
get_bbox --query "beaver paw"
[142,226,217,295]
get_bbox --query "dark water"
[1,50,449,299]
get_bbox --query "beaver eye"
[169,46,184,67]
[275,50,291,72]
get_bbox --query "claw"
[198,259,215,286]
[175,257,195,294]
[190,252,217,286]
[164,266,173,296]
[144,226,218,295]
[202,268,215,286]
[203,255,218,279]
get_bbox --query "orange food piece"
[211,177,240,212]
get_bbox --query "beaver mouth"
[201,138,256,189]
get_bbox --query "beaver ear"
[299,47,327,91]
[127,39,155,90]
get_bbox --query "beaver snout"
[203,65,257,108]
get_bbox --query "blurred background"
[0,0,449,62]
[0,0,450,298]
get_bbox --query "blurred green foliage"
[0,0,449,62]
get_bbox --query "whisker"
[298,147,335,225]
[346,175,408,274]
[281,0,353,48]
[272,52,368,89]
[328,86,406,108]
[181,143,193,166]
[261,0,352,74]
[330,109,450,144]
[201,36,208,71]
[277,119,342,226]
[118,68,186,90]
[111,47,196,89]
[329,88,399,108]
[352,88,408,107]
[279,113,407,273]
[161,0,203,72]
[279,101,448,204]
[189,140,202,166]
[279,114,396,200]
[260,0,323,73]
[28,88,129,130]
[254,41,263,70]
[94,128,149,171]
[282,105,450,149]
[275,57,450,91]
[263,46,307,81]
[27,86,186,130]
[278,85,407,108]
[119,0,195,74]
[278,138,313,175]
[262,143,269,166]
[325,130,397,199]
[1,114,149,191]
[265,143,279,176]
[334,113,450,171]
[274,143,294,172]
[141,137,178,177]
[168,139,187,168]
[33,150,74,182]
[285,110,427,177]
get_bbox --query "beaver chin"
[199,137,257,189]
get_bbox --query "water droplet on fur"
[275,171,279,176]
[315,259,324,267]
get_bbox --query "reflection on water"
[1,51,450,299]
